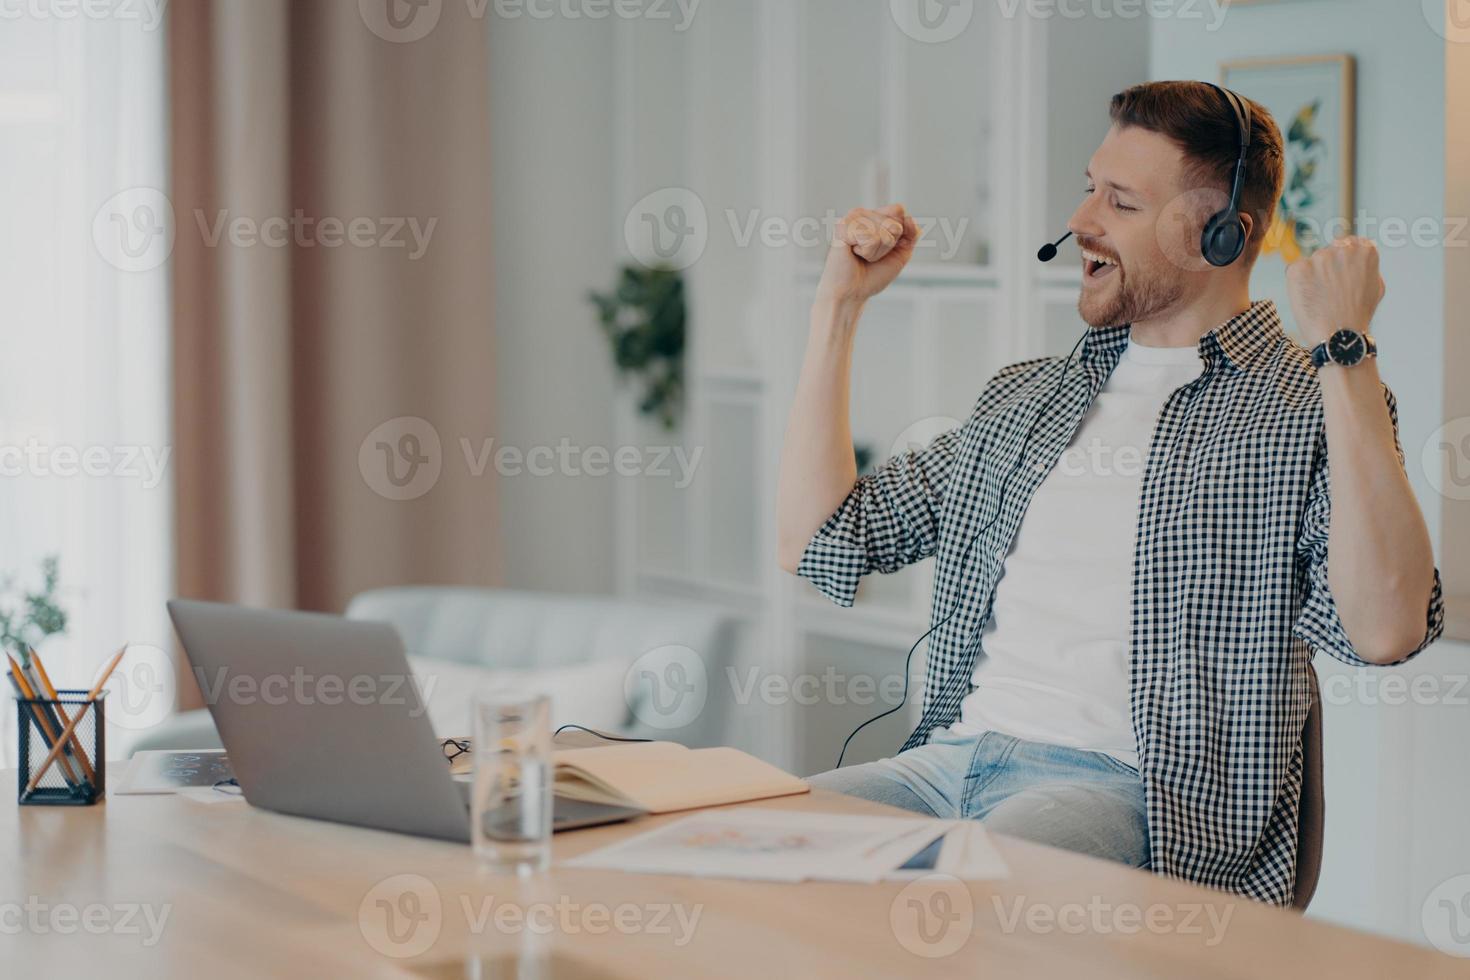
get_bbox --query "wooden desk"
[4,765,1465,979]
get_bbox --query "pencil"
[6,652,83,787]
[24,644,126,795]
[29,647,97,783]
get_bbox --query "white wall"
[1153,0,1470,947]
[487,4,1469,948]
[489,17,620,594]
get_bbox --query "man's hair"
[1108,80,1285,264]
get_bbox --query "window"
[0,8,172,761]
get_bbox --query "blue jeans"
[806,728,1150,868]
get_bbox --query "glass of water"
[472,689,552,875]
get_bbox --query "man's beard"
[1077,262,1185,328]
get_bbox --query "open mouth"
[1082,248,1120,282]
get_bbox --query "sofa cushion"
[408,654,633,738]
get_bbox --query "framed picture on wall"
[1220,54,1356,265]
[1220,54,1355,341]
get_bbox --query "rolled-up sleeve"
[796,423,967,607]
[1292,382,1445,667]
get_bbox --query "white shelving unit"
[611,0,1148,772]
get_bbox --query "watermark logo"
[1422,873,1470,957]
[1423,417,1470,502]
[1321,669,1469,708]
[460,895,703,942]
[725,665,907,708]
[92,187,175,273]
[890,0,974,44]
[192,665,435,717]
[889,416,962,463]
[94,643,176,732]
[624,644,707,730]
[359,416,443,501]
[359,873,443,959]
[991,894,1234,945]
[624,187,709,271]
[890,874,974,958]
[0,439,171,489]
[1154,186,1229,273]
[359,0,443,42]
[0,0,169,31]
[0,897,171,946]
[1424,0,1470,45]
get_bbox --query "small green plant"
[588,264,686,429]
[0,556,69,667]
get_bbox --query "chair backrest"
[1292,661,1324,911]
[344,586,738,747]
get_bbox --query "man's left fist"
[1285,235,1386,344]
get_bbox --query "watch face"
[1328,328,1367,367]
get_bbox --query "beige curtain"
[169,0,500,702]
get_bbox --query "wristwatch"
[1310,328,1377,369]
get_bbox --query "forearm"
[1319,360,1437,663]
[776,298,864,571]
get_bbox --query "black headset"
[1200,81,1252,267]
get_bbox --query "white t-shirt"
[949,335,1205,769]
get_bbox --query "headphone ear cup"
[1201,211,1247,267]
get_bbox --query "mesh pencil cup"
[15,689,106,805]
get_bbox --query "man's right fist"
[816,204,921,307]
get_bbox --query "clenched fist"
[1285,236,1386,345]
[816,204,921,307]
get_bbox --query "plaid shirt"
[797,299,1445,905]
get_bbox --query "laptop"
[166,599,643,842]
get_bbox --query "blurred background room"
[1,0,1467,949]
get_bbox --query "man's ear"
[1238,210,1255,247]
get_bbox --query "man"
[776,80,1443,906]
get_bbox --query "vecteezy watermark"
[1274,211,1470,254]
[890,874,975,958]
[92,187,175,274]
[1054,436,1148,479]
[889,0,1229,43]
[1423,0,1470,46]
[360,874,443,959]
[725,665,908,708]
[624,188,710,272]
[991,894,1235,946]
[0,439,171,490]
[889,417,963,463]
[1153,190,1470,274]
[1321,669,1470,708]
[0,0,169,30]
[1422,873,1470,957]
[94,643,177,733]
[625,645,707,731]
[0,897,172,947]
[358,417,703,502]
[192,210,437,261]
[191,666,437,717]
[91,187,438,273]
[998,0,1228,27]
[357,874,704,959]
[622,189,974,272]
[358,0,701,44]
[1423,417,1470,502]
[889,0,974,44]
[359,417,444,501]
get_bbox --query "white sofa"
[130,586,738,755]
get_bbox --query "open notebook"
[449,740,809,814]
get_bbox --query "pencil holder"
[15,689,106,805]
